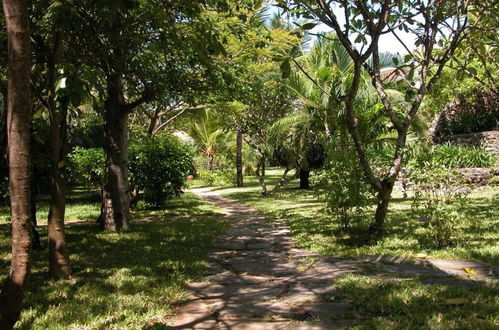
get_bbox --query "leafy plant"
[410,165,470,249]
[439,89,499,135]
[129,136,193,208]
[197,170,234,187]
[312,155,374,232]
[409,143,496,168]
[67,147,105,189]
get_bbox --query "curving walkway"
[170,187,498,329]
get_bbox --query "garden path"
[170,187,498,329]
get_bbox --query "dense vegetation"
[1,0,498,328]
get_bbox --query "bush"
[439,89,499,135]
[69,136,193,208]
[409,165,470,249]
[67,147,105,189]
[409,143,496,168]
[129,136,193,208]
[312,155,374,232]
[197,170,234,186]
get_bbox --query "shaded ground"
[208,170,499,265]
[171,188,499,329]
[0,191,227,329]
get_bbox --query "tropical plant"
[410,165,470,248]
[188,109,225,171]
[410,144,496,168]
[279,0,471,237]
[129,136,193,208]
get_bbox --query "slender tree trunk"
[261,154,266,177]
[299,168,310,189]
[47,97,71,279]
[235,128,243,187]
[102,74,131,231]
[44,26,71,277]
[270,167,292,194]
[369,180,395,237]
[208,154,214,172]
[0,87,7,205]
[0,0,33,327]
[255,155,267,195]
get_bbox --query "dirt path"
[170,187,498,329]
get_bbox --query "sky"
[308,22,416,55]
[270,4,417,55]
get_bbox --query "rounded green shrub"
[129,135,193,208]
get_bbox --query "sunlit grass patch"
[213,168,499,264]
[0,190,227,329]
[332,274,499,329]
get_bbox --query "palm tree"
[188,109,224,171]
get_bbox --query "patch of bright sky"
[270,3,416,55]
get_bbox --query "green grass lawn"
[0,187,103,224]
[332,274,498,329]
[0,190,226,329]
[203,168,499,265]
[197,169,499,328]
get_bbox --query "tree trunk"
[270,167,292,194]
[235,128,243,187]
[369,181,394,237]
[299,168,310,189]
[255,155,267,195]
[0,0,33,327]
[47,97,71,279]
[102,74,131,231]
[208,154,214,172]
[261,154,266,177]
[0,87,7,205]
[44,25,71,277]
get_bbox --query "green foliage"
[410,166,470,249]
[439,89,499,135]
[197,170,234,187]
[68,137,193,208]
[67,147,105,188]
[129,136,193,208]
[312,156,374,232]
[214,168,499,264]
[410,144,496,168]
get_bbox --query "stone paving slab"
[170,187,498,328]
[427,259,491,276]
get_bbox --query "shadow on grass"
[0,191,228,329]
[332,274,498,329]
[214,171,499,264]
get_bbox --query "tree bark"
[255,155,267,195]
[47,97,71,278]
[370,180,395,237]
[299,168,310,189]
[269,167,292,195]
[0,0,33,327]
[41,25,71,278]
[235,128,243,187]
[208,153,214,172]
[101,74,131,231]
[261,154,266,177]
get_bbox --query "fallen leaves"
[463,267,477,275]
